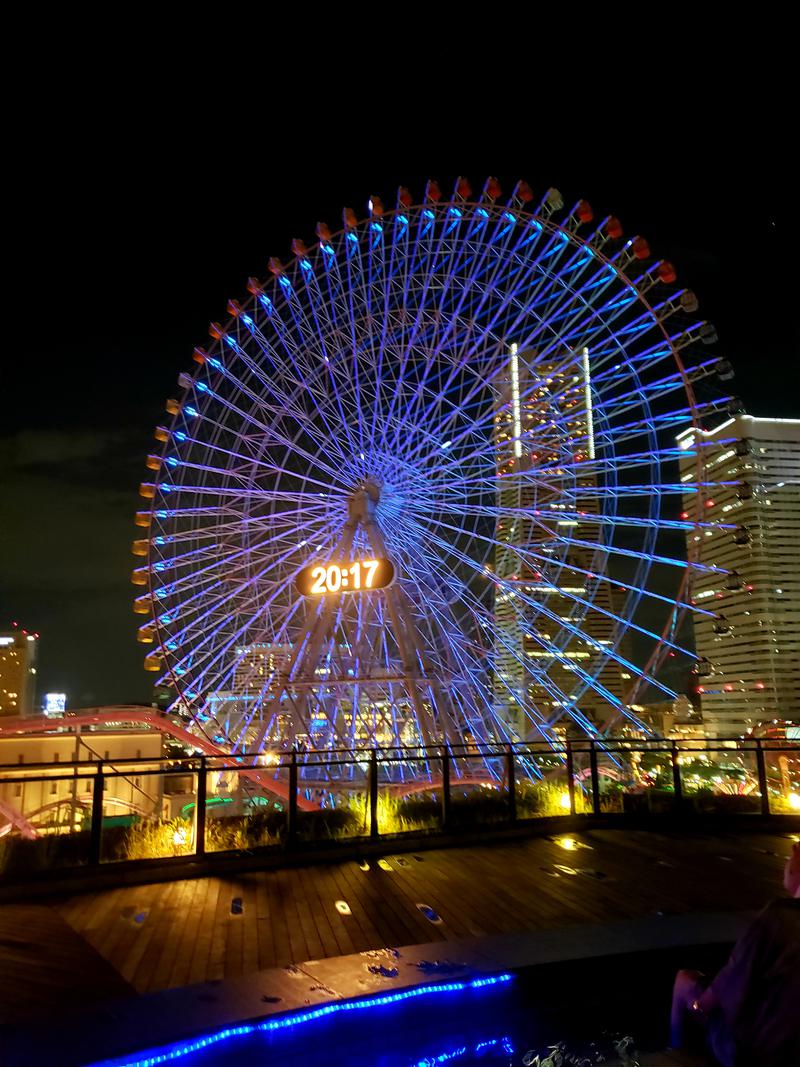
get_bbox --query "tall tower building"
[679,415,800,736]
[493,347,625,739]
[0,629,38,717]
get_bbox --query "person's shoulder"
[756,897,800,935]
[760,897,800,915]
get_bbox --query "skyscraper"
[679,415,800,735]
[0,629,38,717]
[493,347,625,740]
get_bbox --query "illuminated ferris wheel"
[132,176,731,756]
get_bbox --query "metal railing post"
[441,744,451,830]
[566,740,576,815]
[589,741,601,816]
[756,740,770,816]
[89,761,104,865]
[287,749,298,846]
[506,743,516,824]
[195,755,207,856]
[369,747,379,839]
[671,741,683,810]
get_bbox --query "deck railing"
[0,737,797,879]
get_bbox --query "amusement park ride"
[3,176,738,797]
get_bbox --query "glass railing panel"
[203,758,287,852]
[0,766,95,875]
[101,762,196,862]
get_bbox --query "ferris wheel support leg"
[252,520,359,752]
[382,584,437,747]
[348,595,376,747]
[364,516,440,747]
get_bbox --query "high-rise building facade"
[493,347,625,739]
[679,416,800,735]
[0,630,38,717]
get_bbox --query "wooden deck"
[0,827,794,1021]
[57,829,792,990]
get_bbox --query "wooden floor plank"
[168,875,208,988]
[141,876,191,992]
[205,876,235,983]
[289,867,327,962]
[335,863,386,952]
[240,876,260,977]
[186,878,221,985]
[298,866,344,960]
[39,829,791,997]
[276,867,311,964]
[263,869,293,968]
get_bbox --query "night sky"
[2,56,797,709]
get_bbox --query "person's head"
[784,841,800,897]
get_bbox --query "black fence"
[0,737,797,880]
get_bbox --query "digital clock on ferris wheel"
[296,558,395,597]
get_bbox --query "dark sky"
[2,41,797,708]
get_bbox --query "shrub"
[121,817,194,861]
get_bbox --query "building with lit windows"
[493,348,625,739]
[0,730,166,832]
[232,642,293,694]
[203,643,294,745]
[679,415,800,736]
[217,642,424,749]
[0,629,38,717]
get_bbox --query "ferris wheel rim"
[136,183,726,756]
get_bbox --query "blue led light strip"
[413,1034,515,1066]
[92,973,514,1067]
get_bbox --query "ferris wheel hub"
[348,479,381,523]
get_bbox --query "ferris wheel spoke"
[426,210,584,356]
[197,341,354,482]
[464,567,660,729]
[220,600,314,746]
[398,328,646,475]
[168,437,350,497]
[380,208,520,422]
[397,537,539,737]
[375,243,475,455]
[200,597,304,722]
[421,503,722,587]
[182,388,348,488]
[156,513,335,642]
[423,498,732,545]
[300,256,373,461]
[369,215,414,458]
[402,523,628,734]
[168,548,314,697]
[496,585,650,735]
[415,511,699,665]
[153,506,332,542]
[235,296,357,462]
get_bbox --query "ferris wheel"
[132,177,732,757]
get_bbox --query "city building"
[0,628,38,716]
[634,695,705,740]
[0,729,165,832]
[492,347,626,740]
[233,642,293,695]
[679,415,800,736]
[43,692,67,717]
[207,641,423,749]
